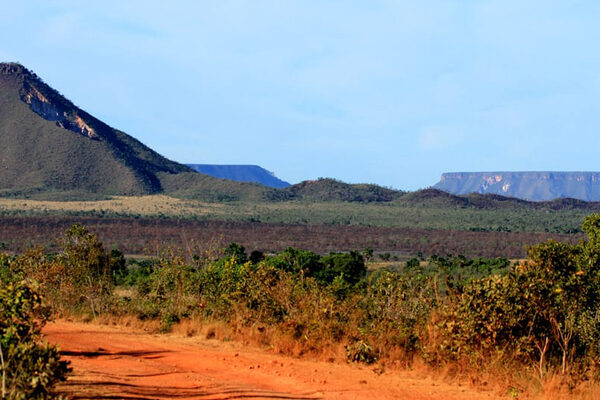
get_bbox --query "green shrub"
[360,270,434,362]
[265,248,366,286]
[318,251,366,285]
[435,214,600,378]
[346,339,378,364]
[0,277,70,399]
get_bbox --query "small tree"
[0,278,70,399]
[224,243,247,264]
[55,224,114,317]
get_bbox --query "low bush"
[0,261,70,399]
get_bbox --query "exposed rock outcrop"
[434,172,600,201]
[21,80,98,139]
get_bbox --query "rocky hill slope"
[0,62,270,200]
[434,172,600,201]
[186,164,290,188]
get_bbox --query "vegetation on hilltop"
[157,171,273,202]
[275,178,405,202]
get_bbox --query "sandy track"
[44,321,502,400]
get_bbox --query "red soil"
[44,321,503,400]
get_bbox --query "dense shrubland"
[4,216,600,397]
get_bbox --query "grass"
[0,195,223,216]
[0,195,590,233]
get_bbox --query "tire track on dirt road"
[44,321,501,400]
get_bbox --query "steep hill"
[0,62,270,200]
[186,164,290,188]
[434,172,600,201]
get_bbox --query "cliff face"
[434,172,600,201]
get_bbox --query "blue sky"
[2,1,600,190]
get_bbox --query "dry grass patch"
[0,195,227,216]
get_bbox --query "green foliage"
[52,224,115,316]
[115,259,155,287]
[264,248,366,286]
[345,339,378,364]
[12,224,117,317]
[10,216,600,384]
[318,251,366,285]
[359,270,434,361]
[405,257,420,270]
[249,250,264,264]
[265,247,323,275]
[435,213,600,378]
[435,273,535,362]
[132,254,200,331]
[0,272,69,399]
[223,243,248,264]
[108,249,126,281]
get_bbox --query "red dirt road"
[44,321,503,400]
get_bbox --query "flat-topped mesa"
[435,171,600,202]
[186,164,291,188]
[0,62,98,139]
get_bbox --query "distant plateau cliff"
[434,172,600,201]
[186,164,290,188]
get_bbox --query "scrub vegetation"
[0,189,594,234]
[4,216,600,398]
